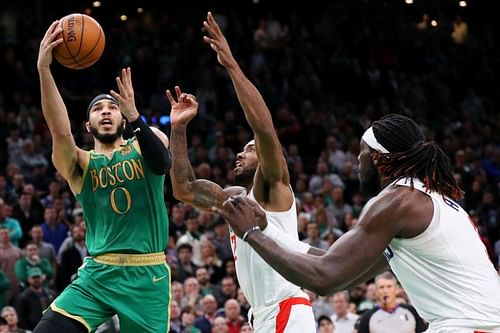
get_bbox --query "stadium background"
[0,0,499,332]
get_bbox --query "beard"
[359,158,381,198]
[234,167,256,187]
[90,124,124,144]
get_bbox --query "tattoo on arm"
[188,180,228,210]
[170,127,195,184]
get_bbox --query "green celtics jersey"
[76,139,169,255]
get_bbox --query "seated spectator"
[0,228,22,304]
[0,270,9,310]
[330,291,358,333]
[0,199,22,247]
[239,322,252,333]
[1,306,29,333]
[55,223,87,292]
[40,207,68,254]
[175,243,199,284]
[318,315,335,333]
[28,225,56,273]
[223,299,243,333]
[14,242,53,289]
[15,267,56,330]
[194,295,218,333]
[211,316,228,333]
[181,305,201,333]
[170,300,183,333]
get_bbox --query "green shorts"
[50,252,171,333]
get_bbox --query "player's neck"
[93,138,127,156]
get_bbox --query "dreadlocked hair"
[370,114,464,201]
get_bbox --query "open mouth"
[100,119,113,128]
[235,161,243,168]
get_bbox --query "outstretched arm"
[203,12,286,184]
[167,86,228,210]
[218,195,402,295]
[37,20,85,193]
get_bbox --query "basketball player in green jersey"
[34,21,172,333]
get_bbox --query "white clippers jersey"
[383,178,500,332]
[229,188,303,310]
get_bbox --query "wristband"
[242,225,261,242]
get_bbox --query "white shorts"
[250,296,316,333]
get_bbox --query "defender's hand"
[202,12,237,69]
[166,86,198,127]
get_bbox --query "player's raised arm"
[167,86,228,210]
[203,12,286,184]
[37,21,85,192]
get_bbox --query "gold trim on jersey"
[93,252,166,266]
[50,303,92,332]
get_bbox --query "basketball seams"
[77,24,103,65]
[76,14,84,56]
[60,16,84,68]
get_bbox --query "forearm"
[38,67,72,137]
[170,125,227,210]
[130,119,171,175]
[225,64,274,135]
[246,231,326,294]
[170,126,196,185]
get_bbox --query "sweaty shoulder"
[359,185,433,238]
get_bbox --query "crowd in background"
[1,0,499,332]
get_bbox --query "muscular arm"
[170,125,228,210]
[236,191,413,295]
[38,67,83,191]
[225,64,286,183]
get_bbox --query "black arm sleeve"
[129,118,171,175]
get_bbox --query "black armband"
[129,117,171,175]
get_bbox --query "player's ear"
[85,121,91,133]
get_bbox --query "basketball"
[53,13,105,70]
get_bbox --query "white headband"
[361,127,390,153]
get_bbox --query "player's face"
[358,140,381,197]
[234,141,258,186]
[87,100,125,144]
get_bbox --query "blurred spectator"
[194,294,218,333]
[223,299,243,333]
[170,300,183,333]
[0,306,29,333]
[239,322,252,333]
[177,211,205,267]
[11,192,43,248]
[55,223,87,292]
[451,15,468,45]
[15,267,55,330]
[181,305,201,333]
[181,277,203,312]
[0,199,22,247]
[14,242,53,289]
[330,291,358,333]
[0,227,22,304]
[357,283,376,314]
[211,218,232,262]
[0,176,17,206]
[28,225,56,274]
[199,240,224,284]
[309,162,344,196]
[196,267,222,299]
[217,276,238,309]
[40,207,68,254]
[0,317,7,333]
[175,243,200,284]
[318,315,335,333]
[0,270,8,310]
[302,222,329,251]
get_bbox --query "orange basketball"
[53,14,105,70]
